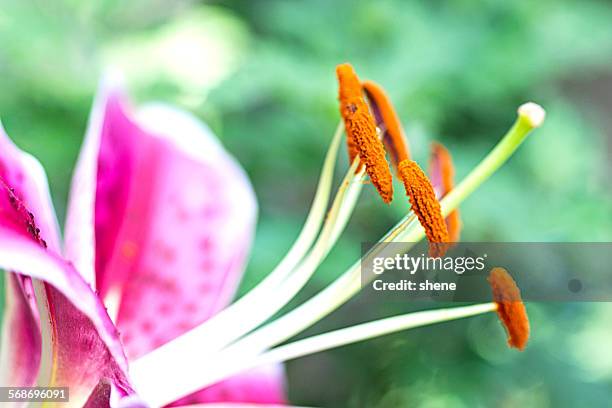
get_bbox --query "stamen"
[178,270,528,391]
[397,159,449,257]
[336,63,393,203]
[362,80,410,167]
[180,303,497,391]
[130,102,545,407]
[487,267,530,350]
[429,142,461,242]
[336,63,363,164]
[212,103,544,370]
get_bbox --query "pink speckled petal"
[0,274,40,391]
[0,122,57,390]
[84,379,148,408]
[40,284,133,406]
[0,121,61,250]
[81,88,257,359]
[0,168,130,405]
[0,197,131,405]
[167,365,286,406]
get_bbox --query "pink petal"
[0,274,40,389]
[41,285,133,404]
[0,131,131,405]
[64,81,285,405]
[127,104,287,406]
[84,379,148,408]
[64,80,111,287]
[0,122,57,389]
[167,365,286,407]
[0,208,131,404]
[173,405,290,408]
[0,121,61,250]
[70,85,257,359]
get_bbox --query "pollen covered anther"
[398,159,449,257]
[362,80,410,168]
[429,142,461,242]
[488,267,530,351]
[336,63,393,203]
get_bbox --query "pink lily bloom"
[0,70,544,408]
[0,79,284,407]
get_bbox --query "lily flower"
[0,65,543,408]
[0,80,281,407]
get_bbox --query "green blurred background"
[1,0,612,407]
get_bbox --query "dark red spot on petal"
[141,320,154,333]
[200,258,214,272]
[121,332,132,345]
[184,302,197,313]
[202,204,224,218]
[158,303,173,315]
[176,207,190,222]
[175,321,192,332]
[199,236,213,251]
[152,337,168,349]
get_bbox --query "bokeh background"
[1,0,612,407]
